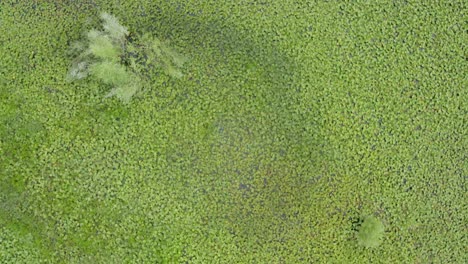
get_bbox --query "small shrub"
[105,81,140,103]
[89,61,130,86]
[87,31,121,61]
[67,61,89,81]
[356,215,384,248]
[141,33,187,78]
[100,12,129,44]
[67,12,186,103]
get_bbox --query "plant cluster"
[356,215,385,248]
[67,13,186,103]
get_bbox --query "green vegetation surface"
[0,1,466,263]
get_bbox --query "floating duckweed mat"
[0,1,466,263]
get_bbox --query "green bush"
[105,81,140,103]
[140,33,187,78]
[89,61,130,86]
[66,12,186,103]
[100,12,129,45]
[87,30,121,61]
[356,215,385,248]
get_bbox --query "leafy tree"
[356,215,385,248]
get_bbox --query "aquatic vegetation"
[67,13,185,103]
[0,1,464,262]
[357,215,385,248]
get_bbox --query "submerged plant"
[67,12,186,103]
[356,215,385,248]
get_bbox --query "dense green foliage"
[0,0,466,263]
[66,12,139,102]
[357,215,385,248]
[67,12,185,103]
